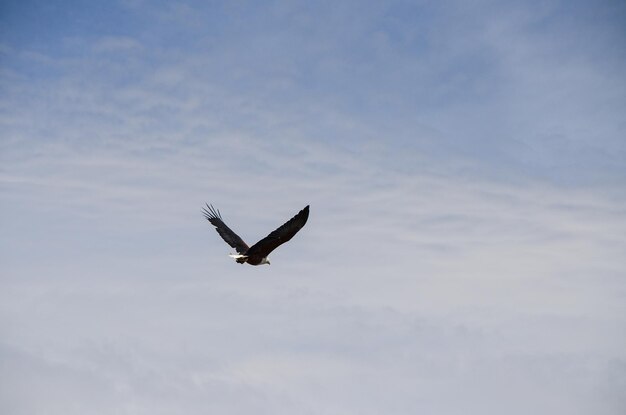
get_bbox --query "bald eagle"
[202,204,309,265]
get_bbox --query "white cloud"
[93,36,142,53]
[2,142,624,412]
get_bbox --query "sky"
[1,0,625,413]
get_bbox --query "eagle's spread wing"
[202,204,249,254]
[246,205,309,259]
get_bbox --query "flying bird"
[202,204,309,265]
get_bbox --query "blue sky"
[1,1,625,414]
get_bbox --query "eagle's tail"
[229,253,248,264]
